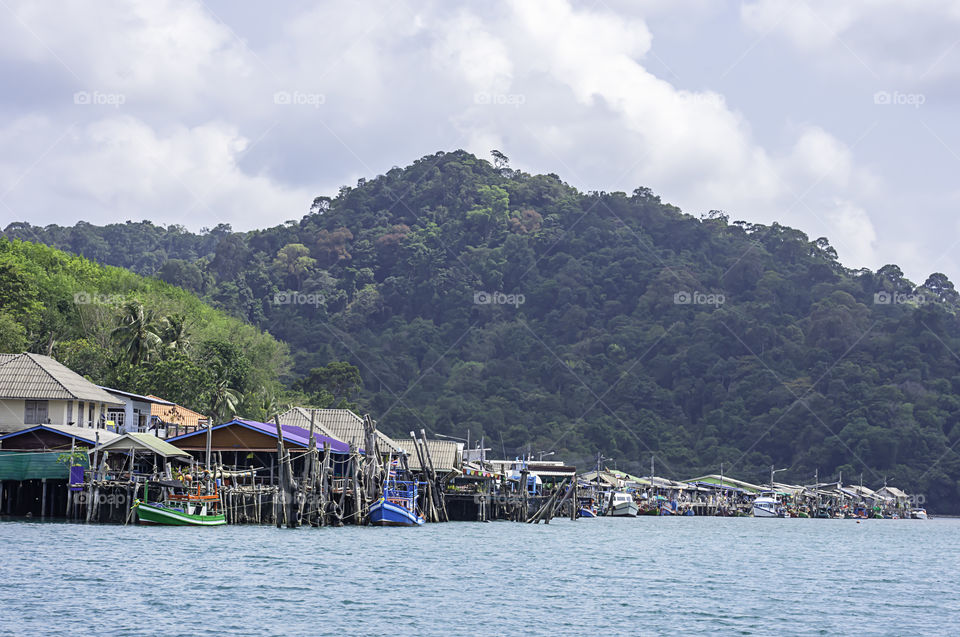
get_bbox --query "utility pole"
[770,465,786,488]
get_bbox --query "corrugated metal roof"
[278,408,401,453]
[877,486,909,499]
[95,432,191,458]
[389,438,462,473]
[164,419,351,454]
[683,474,763,493]
[99,386,175,405]
[0,353,122,404]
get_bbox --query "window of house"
[25,400,49,425]
[107,409,125,428]
[67,401,73,424]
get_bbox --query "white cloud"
[0,115,310,230]
[0,0,250,109]
[740,1,960,81]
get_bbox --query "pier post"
[320,442,330,526]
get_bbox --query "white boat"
[752,495,785,518]
[609,492,638,517]
[910,508,928,519]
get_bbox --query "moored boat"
[609,491,638,517]
[135,500,226,526]
[910,508,928,519]
[369,479,425,527]
[134,481,225,526]
[752,495,786,518]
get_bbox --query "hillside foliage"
[6,150,960,510]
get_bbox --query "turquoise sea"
[0,517,957,636]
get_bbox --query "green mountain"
[6,150,960,510]
[0,238,292,422]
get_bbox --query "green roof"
[95,433,190,459]
[684,474,763,493]
[0,450,88,480]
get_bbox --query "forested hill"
[6,150,960,510]
[0,239,292,423]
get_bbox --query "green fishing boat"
[135,500,226,526]
[134,480,226,526]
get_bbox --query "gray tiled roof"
[389,438,462,473]
[0,353,122,404]
[277,408,402,453]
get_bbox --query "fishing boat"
[578,507,597,518]
[369,479,425,527]
[608,491,638,517]
[134,481,226,526]
[752,494,786,518]
[910,508,928,519]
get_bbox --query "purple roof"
[167,419,351,454]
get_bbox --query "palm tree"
[161,313,191,353]
[112,301,162,365]
[210,376,240,423]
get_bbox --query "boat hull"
[752,506,783,518]
[136,502,226,526]
[611,501,638,517]
[578,508,597,518]
[369,498,424,527]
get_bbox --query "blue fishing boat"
[579,507,597,518]
[369,479,425,527]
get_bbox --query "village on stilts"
[0,353,928,525]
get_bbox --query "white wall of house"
[0,399,26,432]
[47,401,68,425]
[0,398,114,432]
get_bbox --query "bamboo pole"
[273,416,287,528]
[320,442,330,527]
[205,414,213,472]
[409,432,433,522]
[419,429,448,522]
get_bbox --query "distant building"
[277,408,402,455]
[0,353,122,434]
[98,387,177,434]
[389,437,463,475]
[147,396,208,436]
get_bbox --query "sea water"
[0,517,957,636]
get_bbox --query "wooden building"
[166,418,351,484]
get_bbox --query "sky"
[1,0,959,284]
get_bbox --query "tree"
[209,375,240,423]
[157,259,203,293]
[0,312,27,353]
[272,243,316,287]
[920,273,960,307]
[299,361,362,406]
[111,301,162,365]
[160,314,191,353]
[491,149,510,170]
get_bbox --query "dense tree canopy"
[6,150,960,510]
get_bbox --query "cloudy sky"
[1,0,959,283]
